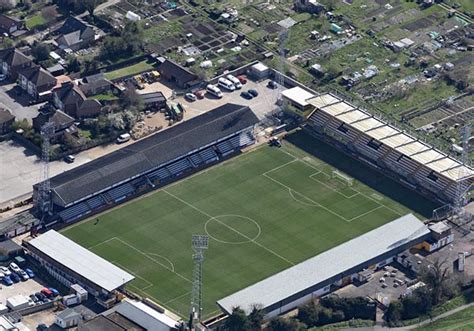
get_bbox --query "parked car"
[18,269,29,281]
[116,133,131,144]
[0,74,6,81]
[0,266,11,276]
[48,287,59,297]
[267,80,278,89]
[226,74,242,89]
[240,91,253,100]
[2,276,13,286]
[10,272,20,283]
[37,324,48,331]
[185,93,197,102]
[35,292,46,302]
[25,268,35,278]
[248,89,259,97]
[64,155,75,163]
[237,75,247,84]
[194,90,205,99]
[41,288,53,298]
[30,294,39,303]
[9,262,20,273]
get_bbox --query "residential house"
[18,66,57,100]
[32,107,76,143]
[79,75,117,97]
[53,81,102,118]
[294,0,324,14]
[55,16,95,51]
[157,59,199,89]
[0,48,33,79]
[0,14,23,34]
[0,108,14,135]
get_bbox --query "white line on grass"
[347,205,384,223]
[165,291,191,305]
[162,189,295,266]
[87,236,117,250]
[262,159,299,177]
[308,173,359,199]
[111,261,154,291]
[112,237,192,283]
[145,252,176,272]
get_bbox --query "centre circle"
[205,215,261,244]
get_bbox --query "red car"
[41,288,53,298]
[194,90,205,99]
[237,75,247,84]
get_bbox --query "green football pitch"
[62,131,437,319]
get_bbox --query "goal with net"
[331,170,354,186]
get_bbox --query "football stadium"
[60,129,439,319]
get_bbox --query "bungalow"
[0,14,23,34]
[0,48,33,79]
[0,108,15,135]
[158,59,199,89]
[17,66,57,101]
[53,81,102,118]
[55,16,95,51]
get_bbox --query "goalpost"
[331,170,354,187]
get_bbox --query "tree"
[67,56,81,73]
[267,317,306,331]
[84,0,99,17]
[248,305,264,331]
[31,43,51,62]
[386,301,403,325]
[121,88,144,113]
[224,307,250,331]
[421,259,452,305]
[41,6,58,23]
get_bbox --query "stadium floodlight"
[192,235,209,251]
[190,234,209,327]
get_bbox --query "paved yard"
[175,78,282,120]
[0,82,41,123]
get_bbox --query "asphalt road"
[0,82,41,123]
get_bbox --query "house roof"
[57,308,81,320]
[46,103,258,206]
[54,82,86,105]
[57,30,82,47]
[34,109,75,129]
[18,66,56,91]
[217,214,430,315]
[57,16,92,36]
[0,14,21,31]
[0,48,31,67]
[0,108,14,124]
[159,59,198,83]
[79,78,113,96]
[27,230,135,292]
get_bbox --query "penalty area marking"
[205,214,262,244]
[112,261,153,291]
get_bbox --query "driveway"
[0,82,41,123]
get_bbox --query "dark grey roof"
[57,16,92,35]
[159,59,198,83]
[48,104,258,206]
[0,14,21,31]
[18,66,56,91]
[140,91,166,104]
[0,48,31,67]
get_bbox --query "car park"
[194,90,205,99]
[2,276,13,286]
[29,294,39,303]
[185,93,197,102]
[217,77,236,91]
[206,84,223,98]
[9,262,20,273]
[240,91,253,100]
[35,292,46,302]
[10,272,20,283]
[25,268,35,278]
[248,89,259,97]
[0,266,11,276]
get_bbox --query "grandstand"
[33,104,259,223]
[304,93,474,204]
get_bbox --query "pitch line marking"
[204,215,262,244]
[88,236,117,250]
[165,291,191,305]
[112,237,191,283]
[262,159,299,177]
[112,261,153,291]
[347,205,384,223]
[308,172,360,199]
[163,189,295,266]
[279,150,403,217]
[145,252,176,272]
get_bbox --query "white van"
[206,84,223,98]
[116,133,131,144]
[226,74,242,89]
[218,77,235,91]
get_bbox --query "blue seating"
[199,148,218,163]
[86,195,105,209]
[216,140,234,155]
[189,153,203,167]
[59,203,90,221]
[148,167,171,181]
[107,183,134,201]
[167,158,191,176]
